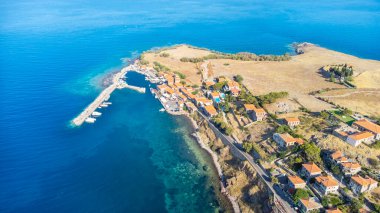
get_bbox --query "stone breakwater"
[71,64,145,126]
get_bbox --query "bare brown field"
[143,44,380,113]
[318,88,380,117]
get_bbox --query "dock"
[72,64,145,126]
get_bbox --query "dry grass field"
[317,88,380,117]
[143,44,380,114]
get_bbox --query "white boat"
[103,102,112,105]
[100,103,108,107]
[92,111,102,117]
[85,117,96,123]
[159,108,165,112]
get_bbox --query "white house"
[349,175,378,195]
[287,175,306,189]
[352,119,380,140]
[301,162,322,179]
[298,197,323,213]
[273,133,304,147]
[340,162,361,176]
[314,175,339,195]
[346,131,374,146]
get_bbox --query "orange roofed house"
[326,208,342,213]
[185,102,197,114]
[301,162,322,179]
[349,175,378,195]
[328,151,349,165]
[287,175,306,189]
[284,117,300,128]
[340,162,361,176]
[203,105,218,117]
[346,131,374,146]
[352,119,380,140]
[314,175,339,195]
[223,80,241,96]
[273,133,303,148]
[195,97,213,107]
[298,197,323,213]
[244,104,267,121]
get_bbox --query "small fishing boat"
[159,108,165,112]
[92,111,102,117]
[103,102,112,105]
[85,117,96,123]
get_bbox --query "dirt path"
[318,90,380,98]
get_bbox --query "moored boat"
[92,111,102,117]
[85,117,96,123]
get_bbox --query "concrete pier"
[72,64,145,126]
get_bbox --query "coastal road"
[197,111,295,213]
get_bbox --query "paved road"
[197,111,295,213]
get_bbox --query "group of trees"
[238,90,259,106]
[159,52,170,57]
[180,52,291,63]
[327,64,354,82]
[211,116,233,135]
[153,61,170,72]
[300,142,322,165]
[257,91,288,105]
[174,71,186,79]
[139,55,149,65]
[234,75,243,83]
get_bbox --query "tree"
[331,164,342,176]
[330,74,336,83]
[276,125,292,134]
[243,142,253,153]
[320,111,330,119]
[271,176,279,184]
[293,189,309,202]
[235,75,244,83]
[301,142,322,165]
[350,198,363,212]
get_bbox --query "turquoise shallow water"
[1,0,380,212]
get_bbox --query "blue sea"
[1,0,379,212]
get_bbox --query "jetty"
[72,64,145,126]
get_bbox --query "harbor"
[72,63,145,126]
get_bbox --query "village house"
[244,104,267,121]
[223,80,241,96]
[203,81,215,89]
[164,74,174,86]
[328,151,349,165]
[180,88,196,101]
[301,162,322,179]
[298,197,323,213]
[340,162,361,176]
[287,175,306,189]
[333,125,359,141]
[203,105,218,117]
[349,175,378,195]
[284,117,300,128]
[195,97,213,107]
[314,175,339,195]
[185,102,197,114]
[273,133,304,148]
[346,131,375,146]
[218,76,227,83]
[209,91,224,105]
[157,84,175,97]
[326,208,343,213]
[352,119,380,140]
